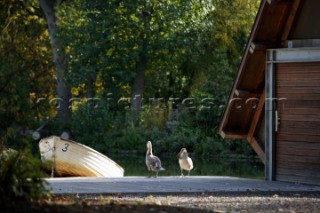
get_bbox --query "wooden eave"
[219,0,305,163]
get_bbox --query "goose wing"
[147,155,164,171]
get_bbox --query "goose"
[145,141,165,177]
[177,148,193,176]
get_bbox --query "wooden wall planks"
[275,62,320,185]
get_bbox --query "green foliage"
[69,100,255,157]
[0,0,55,140]
[1,0,261,163]
[58,0,216,100]
[141,105,168,129]
[69,103,114,152]
[0,147,49,206]
[115,128,145,152]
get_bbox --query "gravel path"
[43,177,320,212]
[62,192,320,213]
[7,193,320,213]
[150,193,320,212]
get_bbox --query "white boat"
[39,136,124,177]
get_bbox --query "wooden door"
[275,62,320,185]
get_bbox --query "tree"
[38,0,71,124]
[0,0,55,146]
[59,0,214,110]
[50,0,260,156]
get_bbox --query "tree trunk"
[128,51,147,127]
[86,78,96,114]
[131,52,147,110]
[39,0,71,124]
[86,78,96,100]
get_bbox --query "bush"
[70,104,113,150]
[67,101,254,158]
[0,147,49,206]
[115,128,145,152]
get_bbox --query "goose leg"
[188,170,190,176]
[180,169,184,177]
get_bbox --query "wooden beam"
[220,130,247,140]
[246,89,266,164]
[219,95,235,137]
[247,89,265,141]
[249,42,266,54]
[249,42,279,54]
[234,89,253,97]
[267,0,292,5]
[248,137,266,164]
[281,0,304,41]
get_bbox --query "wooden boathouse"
[219,0,320,185]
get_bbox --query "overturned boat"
[39,136,124,177]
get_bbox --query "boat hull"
[39,136,124,177]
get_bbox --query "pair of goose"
[145,141,193,177]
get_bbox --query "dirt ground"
[6,192,320,213]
